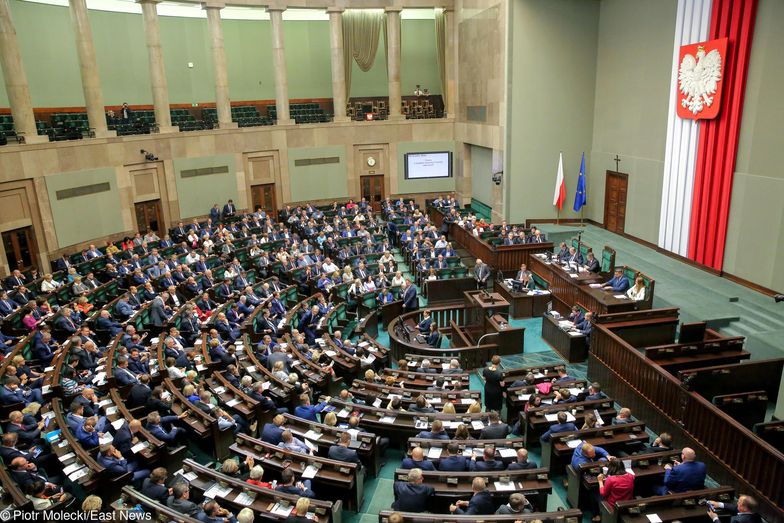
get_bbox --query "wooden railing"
[589,310,784,522]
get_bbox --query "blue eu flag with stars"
[573,153,587,212]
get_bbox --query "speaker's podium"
[448,290,524,355]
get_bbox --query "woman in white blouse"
[391,271,405,287]
[40,274,61,292]
[626,276,646,301]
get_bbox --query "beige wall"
[506,0,599,223]
[588,0,677,243]
[723,0,784,292]
[0,119,454,275]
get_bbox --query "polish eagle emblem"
[676,38,727,120]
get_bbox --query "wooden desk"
[528,255,639,316]
[231,433,363,510]
[407,437,527,467]
[349,380,481,412]
[394,467,552,513]
[378,509,583,523]
[606,487,734,523]
[524,398,617,446]
[493,280,551,318]
[542,314,587,362]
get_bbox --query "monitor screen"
[404,152,452,179]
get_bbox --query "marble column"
[139,0,177,133]
[444,7,456,118]
[327,7,348,123]
[268,7,293,125]
[385,7,403,120]
[0,0,47,143]
[204,2,236,129]
[69,0,114,137]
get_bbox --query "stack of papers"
[302,465,319,479]
[461,398,475,405]
[337,408,352,418]
[494,481,516,491]
[566,439,583,449]
[181,471,199,481]
[226,398,241,407]
[471,420,485,430]
[63,462,84,475]
[68,467,89,482]
[427,447,442,459]
[131,442,149,454]
[378,416,397,424]
[613,295,627,299]
[212,386,226,394]
[58,452,76,463]
[623,459,635,475]
[271,504,293,517]
[99,434,114,445]
[233,492,255,506]
[203,483,233,499]
[498,448,517,458]
[304,430,322,441]
[589,283,602,288]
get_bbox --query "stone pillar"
[69,0,114,137]
[444,7,456,118]
[268,7,293,125]
[0,0,47,144]
[139,0,177,133]
[204,2,236,129]
[327,7,348,123]
[385,7,403,120]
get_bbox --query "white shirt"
[626,285,646,301]
[322,262,338,274]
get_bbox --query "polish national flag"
[553,152,566,210]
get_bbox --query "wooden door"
[135,200,164,234]
[251,184,277,216]
[2,227,39,271]
[360,175,385,212]
[604,171,628,234]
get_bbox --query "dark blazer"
[328,445,361,465]
[455,490,495,515]
[113,423,134,458]
[392,481,435,512]
[438,455,469,471]
[141,478,169,505]
[508,460,539,470]
[401,457,436,471]
[480,423,510,440]
[540,422,578,442]
[469,459,505,471]
[664,460,706,492]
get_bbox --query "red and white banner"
[553,152,566,210]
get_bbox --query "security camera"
[492,171,503,185]
[140,149,158,162]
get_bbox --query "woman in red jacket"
[598,458,635,519]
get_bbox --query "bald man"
[660,447,706,494]
[401,446,436,471]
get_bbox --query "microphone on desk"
[775,294,784,303]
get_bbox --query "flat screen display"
[404,152,452,179]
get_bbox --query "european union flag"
[573,152,587,212]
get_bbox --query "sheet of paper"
[594,410,605,426]
[302,464,319,479]
[304,430,322,441]
[234,491,255,506]
[471,420,484,430]
[245,365,256,373]
[324,350,337,357]
[337,408,351,418]
[63,462,84,475]
[372,398,382,408]
[378,416,396,424]
[182,471,198,481]
[271,504,293,517]
[623,459,635,475]
[462,447,473,457]
[566,439,583,449]
[567,331,583,337]
[304,438,318,452]
[427,447,442,459]
[518,394,532,401]
[212,386,226,394]
[68,467,89,482]
[461,398,475,405]
[97,399,113,407]
[58,452,76,462]
[498,448,517,458]
[442,364,450,370]
[646,515,662,523]
[613,295,627,299]
[428,397,441,404]
[226,398,241,407]
[261,381,270,391]
[131,442,149,454]
[99,434,114,445]
[569,388,583,396]
[589,283,602,288]
[494,481,516,491]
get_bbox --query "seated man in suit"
[1,376,43,406]
[5,410,44,448]
[442,359,463,375]
[293,394,330,423]
[417,310,433,334]
[113,419,143,459]
[401,446,436,471]
[328,432,362,465]
[646,432,674,453]
[585,251,601,273]
[450,477,495,515]
[97,443,150,483]
[438,442,469,471]
[469,446,505,471]
[659,447,706,494]
[416,358,438,374]
[612,407,636,425]
[141,467,170,505]
[540,411,578,442]
[565,247,584,266]
[392,468,435,512]
[480,411,509,439]
[508,448,538,470]
[707,494,762,523]
[260,414,286,445]
[95,310,123,337]
[275,467,315,498]
[416,419,449,440]
[603,268,630,292]
[146,410,187,446]
[571,311,594,346]
[167,482,205,520]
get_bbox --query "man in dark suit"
[328,433,362,465]
[469,447,505,471]
[222,200,236,219]
[149,293,169,332]
[127,376,152,409]
[141,467,170,505]
[585,251,601,273]
[540,411,578,442]
[473,259,490,289]
[95,310,123,336]
[97,443,150,482]
[479,411,509,439]
[146,411,186,445]
[450,477,495,515]
[5,270,27,290]
[392,467,435,512]
[401,447,436,470]
[402,279,418,312]
[416,420,449,440]
[0,291,18,316]
[113,419,143,458]
[707,495,762,523]
[660,447,706,494]
[508,448,538,470]
[603,268,630,292]
[260,415,285,445]
[438,442,469,471]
